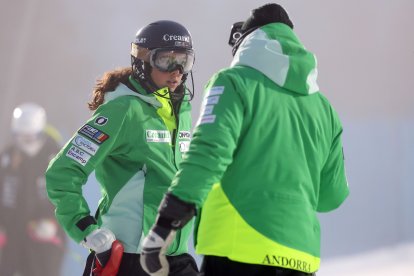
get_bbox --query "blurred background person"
[0,102,67,276]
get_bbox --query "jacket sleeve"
[45,100,128,243]
[170,70,245,207]
[317,111,349,212]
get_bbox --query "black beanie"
[241,3,294,32]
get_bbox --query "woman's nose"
[170,65,184,75]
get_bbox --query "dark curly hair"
[88,67,132,111]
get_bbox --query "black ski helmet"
[130,20,195,97]
[131,20,194,77]
[133,20,193,50]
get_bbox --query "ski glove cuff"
[81,228,116,266]
[140,192,196,276]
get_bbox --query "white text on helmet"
[163,34,190,42]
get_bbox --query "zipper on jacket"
[168,97,184,254]
[169,100,182,170]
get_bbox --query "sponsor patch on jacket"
[178,131,191,140]
[179,141,190,153]
[202,105,214,115]
[207,86,224,96]
[78,124,109,144]
[196,86,225,126]
[146,130,171,143]
[199,115,216,124]
[94,116,108,126]
[71,135,100,155]
[66,145,91,166]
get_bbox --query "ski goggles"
[228,21,244,46]
[149,48,195,74]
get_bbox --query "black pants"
[200,256,315,276]
[84,252,199,276]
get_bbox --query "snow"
[317,242,414,276]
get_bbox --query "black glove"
[140,193,196,276]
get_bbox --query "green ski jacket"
[46,81,193,255]
[169,23,349,273]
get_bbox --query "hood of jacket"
[231,23,319,95]
[104,83,162,107]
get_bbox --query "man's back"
[171,22,348,274]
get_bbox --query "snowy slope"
[317,242,414,276]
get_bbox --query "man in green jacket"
[141,3,349,276]
[46,20,198,275]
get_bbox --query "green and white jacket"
[46,79,193,255]
[170,23,349,273]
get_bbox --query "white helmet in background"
[11,102,47,156]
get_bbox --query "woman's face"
[150,67,183,92]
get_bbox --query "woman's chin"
[167,85,178,92]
